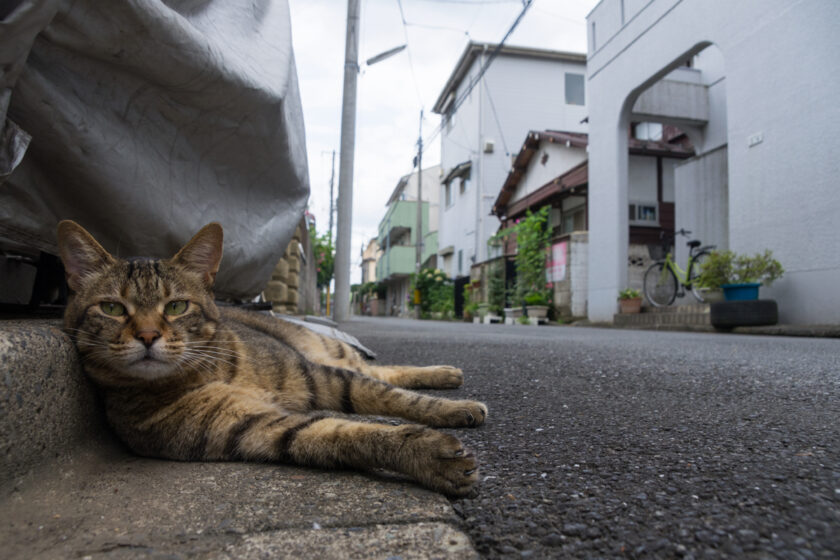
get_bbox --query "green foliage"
[524,292,549,306]
[696,250,784,289]
[360,281,386,299]
[309,230,334,289]
[618,288,641,300]
[487,261,506,314]
[411,268,453,316]
[492,206,552,306]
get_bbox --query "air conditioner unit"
[483,139,495,154]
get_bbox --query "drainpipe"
[475,45,486,274]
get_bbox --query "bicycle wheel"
[644,262,678,307]
[688,250,711,302]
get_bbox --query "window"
[445,183,453,208]
[633,122,663,141]
[629,202,659,226]
[457,250,463,275]
[459,176,469,195]
[565,73,585,106]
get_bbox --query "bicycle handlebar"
[659,228,693,241]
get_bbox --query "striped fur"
[57,221,487,496]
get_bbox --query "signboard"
[548,242,567,282]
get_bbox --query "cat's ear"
[172,223,223,287]
[56,220,116,292]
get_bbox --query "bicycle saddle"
[687,240,701,248]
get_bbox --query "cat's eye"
[164,300,189,316]
[100,302,126,316]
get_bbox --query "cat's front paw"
[425,365,464,389]
[430,400,488,428]
[397,425,478,497]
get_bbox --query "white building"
[432,43,587,281]
[586,0,840,324]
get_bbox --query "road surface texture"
[341,317,839,559]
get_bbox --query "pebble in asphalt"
[341,318,840,559]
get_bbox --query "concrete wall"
[586,0,840,324]
[551,232,590,318]
[675,145,729,267]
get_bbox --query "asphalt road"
[340,317,840,559]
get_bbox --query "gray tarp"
[0,0,309,300]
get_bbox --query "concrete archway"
[585,0,840,324]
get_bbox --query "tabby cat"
[56,220,487,496]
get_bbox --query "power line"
[482,79,510,157]
[422,0,534,149]
[395,0,425,108]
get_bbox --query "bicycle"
[643,229,716,307]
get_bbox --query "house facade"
[360,237,379,285]
[586,0,840,324]
[432,43,587,284]
[375,165,441,317]
[492,128,693,318]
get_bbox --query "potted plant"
[618,288,642,313]
[463,302,479,322]
[524,290,551,320]
[695,250,784,329]
[696,250,784,301]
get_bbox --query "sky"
[287,0,599,284]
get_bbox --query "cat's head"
[57,220,224,382]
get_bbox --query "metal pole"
[328,150,335,244]
[414,110,423,320]
[333,0,360,322]
[326,150,335,318]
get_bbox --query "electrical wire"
[421,0,534,149]
[395,0,426,108]
[482,79,510,158]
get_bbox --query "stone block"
[288,255,300,273]
[0,320,102,485]
[286,271,299,289]
[287,288,299,306]
[286,240,300,259]
[273,259,289,282]
[263,280,287,303]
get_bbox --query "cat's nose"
[136,330,161,348]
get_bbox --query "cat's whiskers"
[178,349,226,371]
[182,349,240,369]
[182,346,253,363]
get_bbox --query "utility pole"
[326,150,335,318]
[333,0,360,322]
[328,150,336,244]
[414,110,423,320]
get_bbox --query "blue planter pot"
[721,282,761,301]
